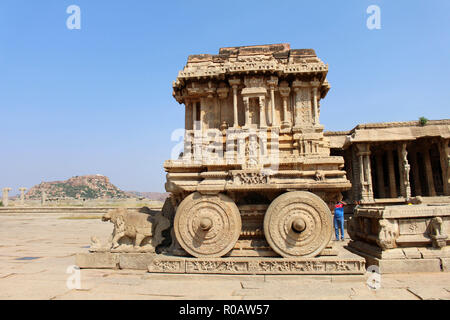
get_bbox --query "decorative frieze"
[148,257,365,274]
[231,171,269,185]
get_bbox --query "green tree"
[419,116,428,126]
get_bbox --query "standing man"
[334,199,347,241]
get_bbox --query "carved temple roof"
[172,43,330,102]
[325,119,450,148]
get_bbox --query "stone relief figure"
[429,217,448,248]
[315,170,325,181]
[235,172,268,185]
[245,135,259,168]
[90,207,170,253]
[376,219,399,250]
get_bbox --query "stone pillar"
[229,78,241,128]
[293,87,302,128]
[398,143,411,200]
[267,76,278,127]
[233,86,238,127]
[356,144,373,201]
[375,153,385,198]
[423,148,436,196]
[41,191,46,206]
[311,80,320,126]
[243,97,250,128]
[358,152,366,201]
[364,151,374,200]
[217,86,229,130]
[279,82,291,129]
[192,101,197,130]
[386,149,397,198]
[409,151,422,196]
[259,96,266,129]
[351,147,361,200]
[19,187,27,205]
[2,188,11,207]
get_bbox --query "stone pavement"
[0,213,449,300]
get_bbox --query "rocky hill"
[25,175,131,200]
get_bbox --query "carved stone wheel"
[174,192,242,258]
[263,191,332,258]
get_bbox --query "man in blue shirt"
[334,200,347,241]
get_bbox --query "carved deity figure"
[245,135,259,168]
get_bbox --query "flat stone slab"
[378,258,442,274]
[76,252,119,269]
[347,245,444,273]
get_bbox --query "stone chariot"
[164,44,352,261]
[78,44,365,274]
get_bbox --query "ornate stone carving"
[263,191,332,258]
[376,219,399,250]
[174,192,242,258]
[149,259,185,273]
[399,143,411,200]
[429,217,448,248]
[233,171,268,185]
[165,44,350,261]
[315,170,325,181]
[244,77,265,88]
[90,207,170,253]
[148,257,365,274]
[245,135,260,168]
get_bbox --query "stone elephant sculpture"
[101,207,170,252]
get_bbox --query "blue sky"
[0,0,449,194]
